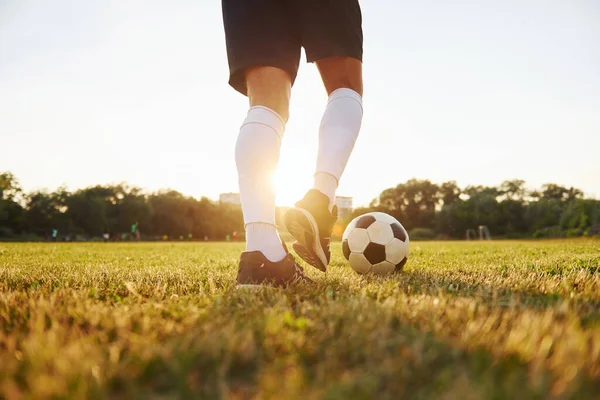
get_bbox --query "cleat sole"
[284,208,328,272]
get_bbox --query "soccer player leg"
[314,57,364,208]
[236,68,291,263]
[284,59,363,271]
[222,0,302,263]
[298,0,364,208]
[282,0,364,271]
[234,69,314,286]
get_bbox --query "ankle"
[245,223,286,262]
[313,172,337,210]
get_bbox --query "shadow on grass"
[110,324,553,399]
[348,265,592,301]
[315,266,600,330]
[158,290,600,400]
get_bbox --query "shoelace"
[286,253,307,278]
[294,263,307,277]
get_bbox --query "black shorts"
[222,0,363,95]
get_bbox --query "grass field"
[1,240,599,399]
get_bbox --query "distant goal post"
[466,225,491,240]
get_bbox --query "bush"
[501,232,531,240]
[532,226,564,239]
[588,225,600,237]
[0,234,44,242]
[409,227,436,241]
[565,228,584,238]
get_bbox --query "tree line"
[0,172,243,241]
[350,179,600,239]
[1,172,599,241]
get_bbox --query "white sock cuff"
[328,88,363,112]
[242,106,286,140]
[244,221,277,229]
[314,171,339,185]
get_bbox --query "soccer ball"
[342,212,409,274]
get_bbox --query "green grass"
[1,240,599,399]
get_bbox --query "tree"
[0,172,25,235]
[463,185,500,199]
[540,183,568,201]
[499,199,527,235]
[3,171,600,241]
[0,172,22,201]
[436,185,504,237]
[566,187,584,202]
[500,179,526,201]
[559,199,596,233]
[23,191,68,235]
[525,199,563,232]
[148,190,200,238]
[439,181,461,205]
[106,185,153,235]
[63,186,118,237]
[374,179,440,230]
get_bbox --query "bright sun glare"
[274,165,313,208]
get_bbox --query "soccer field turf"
[1,241,599,399]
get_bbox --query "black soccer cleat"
[236,243,313,288]
[284,189,338,272]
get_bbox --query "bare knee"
[316,56,363,96]
[245,66,292,122]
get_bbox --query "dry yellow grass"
[1,240,599,399]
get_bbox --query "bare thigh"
[245,66,292,122]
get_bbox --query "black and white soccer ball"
[342,212,409,274]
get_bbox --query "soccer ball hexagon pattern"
[342,212,409,274]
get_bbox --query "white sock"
[245,223,286,262]
[315,88,363,208]
[313,172,338,210]
[235,106,287,262]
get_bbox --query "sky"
[1,0,599,207]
